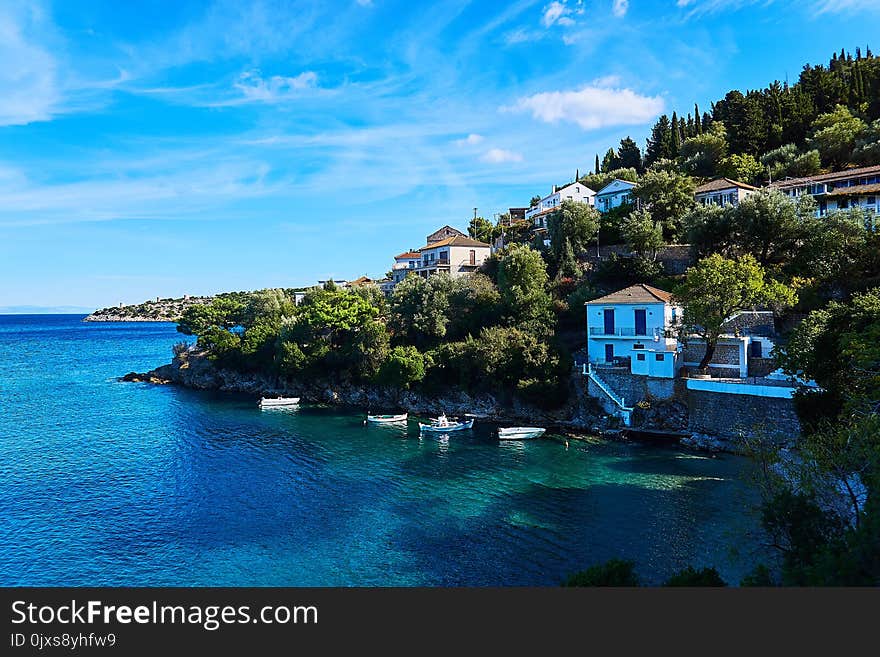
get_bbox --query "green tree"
[777,287,880,420]
[680,123,728,177]
[664,567,727,587]
[632,163,696,241]
[468,216,496,244]
[617,136,643,172]
[676,254,797,371]
[389,275,452,347]
[761,144,821,181]
[718,152,765,185]
[683,203,738,260]
[376,345,426,389]
[445,273,502,340]
[546,200,600,275]
[735,189,807,266]
[853,118,880,165]
[808,104,868,168]
[645,114,676,167]
[563,559,640,587]
[601,147,620,173]
[621,208,664,261]
[496,244,553,330]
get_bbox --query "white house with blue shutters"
[586,283,681,378]
[594,179,637,213]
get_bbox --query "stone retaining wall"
[687,388,800,443]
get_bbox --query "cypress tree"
[645,114,674,166]
[671,111,681,153]
[595,154,600,174]
[856,46,862,60]
[679,116,687,145]
[702,112,712,132]
[867,45,873,58]
[686,114,695,138]
[695,103,703,134]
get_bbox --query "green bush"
[563,559,640,587]
[663,566,727,587]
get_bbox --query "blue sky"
[1,0,878,311]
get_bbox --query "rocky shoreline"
[123,351,753,454]
[85,296,211,323]
[85,315,179,322]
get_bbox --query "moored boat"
[259,396,300,408]
[498,427,546,440]
[366,413,408,423]
[418,414,474,433]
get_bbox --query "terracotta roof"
[825,182,880,196]
[418,235,491,250]
[695,177,759,194]
[347,276,373,286]
[394,251,421,259]
[586,283,674,305]
[769,164,880,189]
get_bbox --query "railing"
[582,363,634,426]
[589,327,650,336]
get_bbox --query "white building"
[594,179,637,212]
[694,178,758,207]
[415,234,491,279]
[586,284,681,378]
[391,251,421,285]
[526,182,596,230]
[769,164,880,219]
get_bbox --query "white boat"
[366,413,408,424]
[418,414,474,433]
[498,427,546,440]
[259,396,300,408]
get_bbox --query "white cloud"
[541,1,571,27]
[355,0,373,6]
[0,3,60,126]
[480,148,523,164]
[231,69,318,103]
[612,0,629,17]
[454,133,485,146]
[506,84,665,130]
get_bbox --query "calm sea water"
[0,315,766,586]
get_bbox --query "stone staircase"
[583,363,634,426]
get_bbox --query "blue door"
[603,309,615,335]
[634,309,647,336]
[605,344,614,363]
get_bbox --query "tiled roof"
[769,164,880,189]
[695,177,759,194]
[825,182,880,196]
[587,283,674,305]
[394,251,421,259]
[418,235,491,250]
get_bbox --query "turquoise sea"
[0,315,767,586]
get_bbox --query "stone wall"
[748,357,777,377]
[687,388,800,443]
[579,243,694,274]
[595,368,677,405]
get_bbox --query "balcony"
[589,327,651,337]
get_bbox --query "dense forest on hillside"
[588,46,880,183]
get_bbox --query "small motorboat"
[498,427,546,440]
[418,414,474,433]
[259,396,300,409]
[366,413,408,424]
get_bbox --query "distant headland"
[84,295,212,322]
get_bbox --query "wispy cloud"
[232,69,319,103]
[612,0,630,17]
[0,2,60,126]
[504,83,664,130]
[480,148,523,164]
[454,133,485,146]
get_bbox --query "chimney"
[552,185,557,193]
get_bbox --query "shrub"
[563,559,641,587]
[663,566,727,587]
